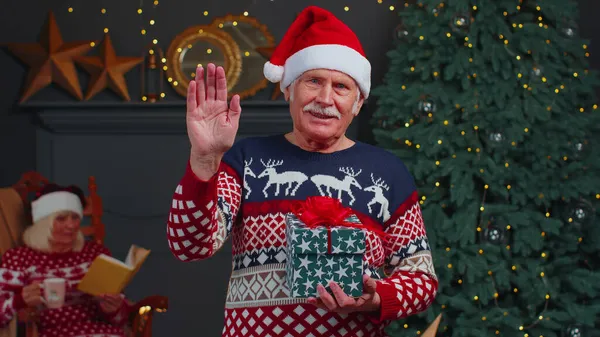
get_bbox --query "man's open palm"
[187,63,241,158]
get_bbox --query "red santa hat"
[263,6,371,98]
[31,184,85,223]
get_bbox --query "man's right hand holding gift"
[290,196,387,314]
[307,274,381,314]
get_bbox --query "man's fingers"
[329,282,353,308]
[216,66,228,101]
[307,297,328,311]
[187,80,197,113]
[229,94,241,114]
[228,94,241,125]
[363,275,378,294]
[307,297,319,306]
[317,285,338,311]
[206,63,216,101]
[195,66,205,107]
[354,293,372,308]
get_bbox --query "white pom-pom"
[263,61,284,83]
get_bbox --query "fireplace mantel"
[18,101,293,135]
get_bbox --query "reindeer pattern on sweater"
[167,134,438,337]
[239,153,395,223]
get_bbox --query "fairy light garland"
[138,0,160,45]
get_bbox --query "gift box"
[285,210,366,298]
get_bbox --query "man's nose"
[315,85,334,105]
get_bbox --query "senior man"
[167,5,438,336]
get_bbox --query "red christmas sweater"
[0,241,131,337]
[167,135,438,337]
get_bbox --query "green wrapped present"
[285,198,367,298]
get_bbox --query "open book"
[77,244,150,296]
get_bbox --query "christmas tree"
[370,1,600,336]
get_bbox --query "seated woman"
[0,183,131,337]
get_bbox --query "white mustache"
[303,102,341,119]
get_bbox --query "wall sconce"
[141,44,165,102]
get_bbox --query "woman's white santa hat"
[24,184,86,252]
[263,5,371,98]
[31,188,83,223]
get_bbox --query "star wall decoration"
[3,11,95,102]
[74,33,143,101]
[255,46,283,101]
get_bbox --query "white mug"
[40,278,66,309]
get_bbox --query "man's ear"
[353,95,365,116]
[283,86,291,102]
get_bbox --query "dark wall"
[0,1,400,336]
[1,1,599,337]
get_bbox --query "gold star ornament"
[3,11,95,102]
[74,33,143,101]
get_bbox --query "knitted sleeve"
[166,154,243,262]
[371,164,438,322]
[0,248,28,328]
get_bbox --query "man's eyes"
[307,79,349,89]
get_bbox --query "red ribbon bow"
[290,196,388,254]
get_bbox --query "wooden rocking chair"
[0,171,168,337]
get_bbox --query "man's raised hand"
[186,63,241,180]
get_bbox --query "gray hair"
[22,211,85,253]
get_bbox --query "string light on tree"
[371,0,600,336]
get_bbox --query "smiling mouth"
[307,110,338,119]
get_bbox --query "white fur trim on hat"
[32,191,83,223]
[280,44,371,98]
[263,61,285,83]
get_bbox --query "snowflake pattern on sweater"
[167,134,438,337]
[0,241,130,337]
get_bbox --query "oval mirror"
[166,25,242,97]
[210,15,275,100]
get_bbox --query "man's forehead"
[300,69,354,81]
